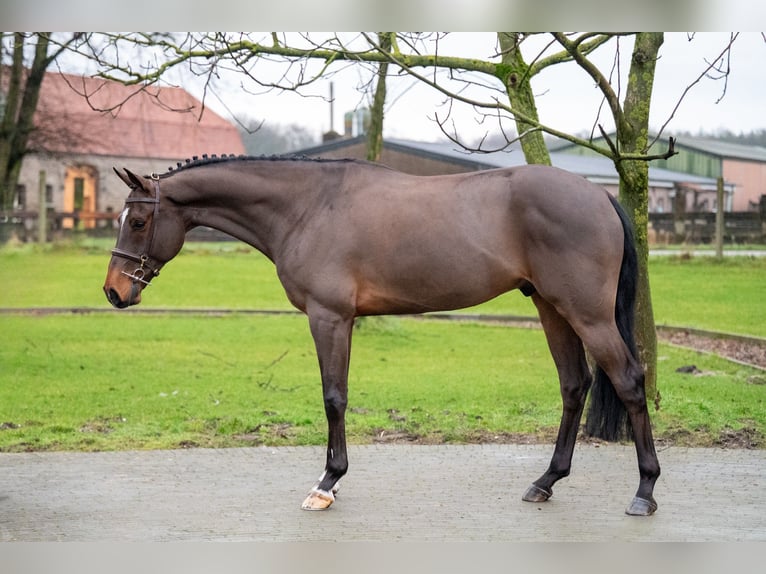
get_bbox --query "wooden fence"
[648,212,765,244]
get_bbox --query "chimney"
[322,81,342,142]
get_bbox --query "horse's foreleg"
[301,309,354,511]
[523,295,591,503]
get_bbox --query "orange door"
[64,166,97,229]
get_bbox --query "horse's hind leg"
[580,325,661,515]
[523,294,592,503]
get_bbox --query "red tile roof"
[31,72,245,160]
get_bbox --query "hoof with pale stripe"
[625,496,658,516]
[301,488,335,510]
[522,484,553,503]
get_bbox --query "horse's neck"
[174,164,324,261]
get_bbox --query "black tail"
[584,194,638,442]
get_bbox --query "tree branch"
[530,33,620,75]
[552,33,627,131]
[651,33,739,148]
[599,124,678,162]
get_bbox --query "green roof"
[669,136,766,162]
[549,134,766,163]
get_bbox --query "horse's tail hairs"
[585,194,637,443]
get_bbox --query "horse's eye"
[132,220,146,230]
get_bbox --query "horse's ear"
[113,167,133,188]
[114,167,152,195]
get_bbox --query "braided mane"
[155,153,361,179]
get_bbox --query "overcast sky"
[187,32,765,145]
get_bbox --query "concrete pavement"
[1,444,764,541]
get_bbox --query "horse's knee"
[560,375,591,410]
[323,388,348,417]
[564,378,590,402]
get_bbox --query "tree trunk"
[0,33,52,211]
[496,33,551,165]
[365,33,391,162]
[0,34,25,210]
[614,32,664,406]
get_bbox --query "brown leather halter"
[110,174,162,286]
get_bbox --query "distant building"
[652,136,766,212]
[551,135,766,213]
[13,72,245,229]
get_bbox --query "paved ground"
[1,443,764,541]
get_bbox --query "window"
[15,184,26,210]
[73,177,85,211]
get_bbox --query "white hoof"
[301,488,335,510]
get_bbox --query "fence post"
[714,176,724,258]
[38,170,47,245]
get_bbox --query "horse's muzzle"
[104,283,142,308]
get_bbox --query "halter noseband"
[111,174,162,286]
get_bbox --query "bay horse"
[103,155,660,516]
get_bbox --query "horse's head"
[103,168,186,308]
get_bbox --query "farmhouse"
[12,72,245,231]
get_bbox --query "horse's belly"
[354,265,520,316]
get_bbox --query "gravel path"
[659,328,766,370]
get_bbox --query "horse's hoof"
[522,484,552,503]
[301,488,335,511]
[625,496,657,516]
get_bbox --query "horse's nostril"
[106,287,126,308]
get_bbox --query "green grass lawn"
[0,313,762,452]
[0,240,764,451]
[649,255,766,336]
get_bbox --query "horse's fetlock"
[323,463,348,485]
